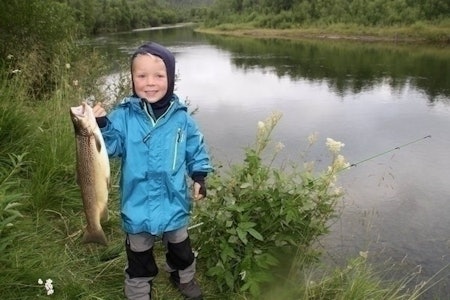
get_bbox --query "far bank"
[195,23,450,45]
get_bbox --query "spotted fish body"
[70,102,110,245]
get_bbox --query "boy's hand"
[93,103,107,118]
[193,181,206,201]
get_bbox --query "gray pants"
[124,227,196,300]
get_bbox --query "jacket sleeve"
[185,115,213,176]
[100,107,126,158]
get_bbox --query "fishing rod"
[189,136,432,231]
[342,134,432,172]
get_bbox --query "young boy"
[93,42,212,300]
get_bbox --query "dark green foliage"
[0,0,79,98]
[203,0,450,27]
[63,0,181,34]
[191,114,343,297]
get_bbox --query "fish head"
[70,102,96,136]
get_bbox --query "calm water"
[90,27,450,297]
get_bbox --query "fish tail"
[82,228,108,245]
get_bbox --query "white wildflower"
[275,142,285,153]
[7,54,14,60]
[333,186,344,195]
[326,138,345,154]
[359,251,369,259]
[303,161,315,172]
[333,154,350,170]
[307,132,318,145]
[11,69,21,74]
[38,278,54,296]
[268,112,282,126]
[65,63,71,69]
[73,80,79,86]
[257,121,265,129]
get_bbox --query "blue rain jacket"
[100,95,212,235]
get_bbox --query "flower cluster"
[308,132,318,145]
[324,138,350,187]
[38,278,54,295]
[255,112,283,154]
[326,138,345,154]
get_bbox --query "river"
[89,26,450,298]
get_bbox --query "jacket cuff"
[191,171,207,183]
[96,116,107,128]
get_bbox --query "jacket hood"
[131,42,176,109]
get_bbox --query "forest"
[9,0,447,36]
[202,0,449,27]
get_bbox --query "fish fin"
[82,228,108,246]
[94,131,103,153]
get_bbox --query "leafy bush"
[192,112,348,297]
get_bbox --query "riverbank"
[195,23,450,45]
[132,22,195,32]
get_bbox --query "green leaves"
[236,222,263,244]
[192,113,346,297]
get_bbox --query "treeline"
[60,0,183,34]
[0,0,183,97]
[202,0,450,28]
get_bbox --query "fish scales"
[70,102,110,245]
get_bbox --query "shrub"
[192,112,348,297]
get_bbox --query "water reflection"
[203,34,450,102]
[92,27,450,102]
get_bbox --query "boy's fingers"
[93,103,106,117]
[193,183,204,201]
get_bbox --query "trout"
[70,102,110,245]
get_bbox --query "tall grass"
[261,255,430,300]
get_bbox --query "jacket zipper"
[172,128,182,170]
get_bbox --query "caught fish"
[70,102,110,245]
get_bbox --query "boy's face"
[132,54,168,103]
